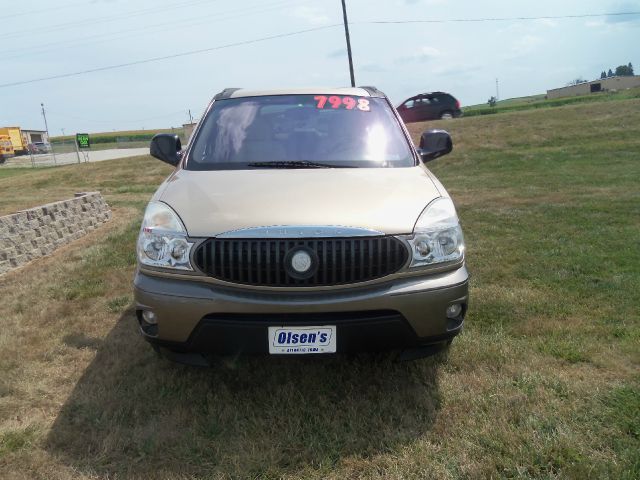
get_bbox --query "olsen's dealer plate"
[268,326,337,354]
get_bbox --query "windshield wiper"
[247,161,350,169]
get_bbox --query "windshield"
[187,94,414,170]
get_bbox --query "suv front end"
[134,87,469,362]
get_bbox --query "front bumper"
[133,265,469,355]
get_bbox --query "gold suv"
[134,87,468,364]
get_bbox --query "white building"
[21,129,49,144]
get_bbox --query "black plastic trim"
[358,85,386,98]
[213,88,243,100]
[141,310,465,356]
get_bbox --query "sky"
[1,0,638,134]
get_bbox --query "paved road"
[1,148,150,168]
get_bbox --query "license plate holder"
[268,326,337,354]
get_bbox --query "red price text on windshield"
[314,95,370,111]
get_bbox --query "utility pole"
[495,78,500,102]
[61,128,65,136]
[41,102,56,165]
[341,0,356,87]
[188,109,193,124]
[74,134,82,164]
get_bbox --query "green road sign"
[76,133,90,149]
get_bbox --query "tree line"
[600,63,634,79]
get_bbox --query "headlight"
[401,197,464,268]
[137,202,194,270]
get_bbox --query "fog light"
[446,303,463,319]
[142,310,157,325]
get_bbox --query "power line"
[0,0,216,40]
[0,24,342,89]
[4,10,633,59]
[352,11,640,25]
[2,11,637,89]
[0,0,308,60]
[3,0,86,19]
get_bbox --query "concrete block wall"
[0,192,111,275]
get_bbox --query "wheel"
[440,111,454,120]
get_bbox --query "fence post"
[29,149,35,168]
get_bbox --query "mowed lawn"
[0,98,638,479]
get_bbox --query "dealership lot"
[0,97,638,479]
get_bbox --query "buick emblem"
[291,250,312,273]
[284,246,318,280]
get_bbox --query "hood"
[159,167,442,237]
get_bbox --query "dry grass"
[0,97,638,479]
[0,159,171,216]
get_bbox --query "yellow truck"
[0,135,14,163]
[0,127,27,156]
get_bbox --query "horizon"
[1,0,638,134]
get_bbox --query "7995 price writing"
[314,95,371,111]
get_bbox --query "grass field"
[0,97,638,479]
[462,86,640,117]
[50,128,185,143]
[464,93,547,111]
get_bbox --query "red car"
[397,92,463,123]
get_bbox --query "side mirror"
[417,129,452,163]
[150,134,182,166]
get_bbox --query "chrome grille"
[193,236,409,287]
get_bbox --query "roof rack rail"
[358,86,386,98]
[214,88,242,100]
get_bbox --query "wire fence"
[1,131,188,168]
